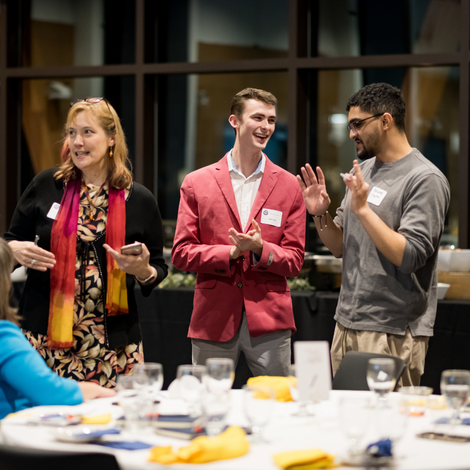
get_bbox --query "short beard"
[357,145,375,161]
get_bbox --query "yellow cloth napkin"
[80,413,112,425]
[247,376,293,402]
[273,449,337,470]
[148,426,250,465]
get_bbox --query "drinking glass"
[205,358,234,393]
[367,358,396,404]
[288,364,313,416]
[134,363,164,420]
[202,389,231,437]
[374,398,408,445]
[177,364,208,416]
[338,396,371,457]
[242,384,276,443]
[116,374,142,433]
[440,369,470,424]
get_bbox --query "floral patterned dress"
[24,183,143,388]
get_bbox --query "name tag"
[367,186,387,206]
[260,208,282,227]
[47,202,60,220]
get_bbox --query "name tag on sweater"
[367,186,387,206]
[47,202,60,220]
[261,209,282,227]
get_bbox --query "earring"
[109,147,113,158]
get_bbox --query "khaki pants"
[330,323,429,387]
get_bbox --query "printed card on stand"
[294,341,332,402]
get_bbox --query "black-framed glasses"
[347,113,383,133]
[70,97,115,129]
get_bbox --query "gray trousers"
[191,312,291,377]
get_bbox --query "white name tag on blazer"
[261,208,282,227]
[367,186,387,206]
[47,202,60,220]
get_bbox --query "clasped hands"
[229,219,263,260]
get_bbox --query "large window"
[0,0,468,248]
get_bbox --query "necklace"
[81,180,106,221]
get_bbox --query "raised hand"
[296,164,331,215]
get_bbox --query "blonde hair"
[54,99,133,189]
[0,239,21,325]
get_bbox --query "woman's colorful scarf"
[48,180,128,350]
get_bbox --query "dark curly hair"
[346,83,406,133]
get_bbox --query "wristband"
[312,211,328,231]
[135,267,156,285]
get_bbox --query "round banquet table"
[1,390,470,470]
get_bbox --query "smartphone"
[417,432,470,443]
[121,242,143,255]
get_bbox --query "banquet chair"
[0,445,121,470]
[332,351,406,391]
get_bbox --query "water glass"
[202,389,231,437]
[242,384,276,443]
[134,363,164,419]
[177,364,208,416]
[205,358,234,393]
[338,396,371,456]
[440,369,470,424]
[288,364,313,416]
[367,358,396,404]
[116,374,143,432]
[374,398,408,444]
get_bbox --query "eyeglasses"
[347,113,383,133]
[70,97,115,128]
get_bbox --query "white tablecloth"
[2,390,470,470]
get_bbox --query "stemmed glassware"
[177,364,208,416]
[440,369,470,424]
[116,374,149,432]
[205,358,234,393]
[288,364,313,416]
[367,358,396,405]
[338,396,372,457]
[134,362,164,420]
[242,384,276,443]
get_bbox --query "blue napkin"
[434,417,470,425]
[366,439,393,458]
[74,428,121,439]
[94,441,153,450]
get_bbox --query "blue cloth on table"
[94,441,153,450]
[366,438,393,457]
[434,417,470,425]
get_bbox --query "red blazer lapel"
[245,156,278,233]
[214,154,243,231]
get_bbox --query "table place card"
[294,341,332,402]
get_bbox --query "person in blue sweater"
[0,238,115,419]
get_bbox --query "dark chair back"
[332,351,406,391]
[0,445,121,470]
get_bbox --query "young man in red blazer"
[172,88,306,376]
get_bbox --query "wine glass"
[367,358,396,405]
[116,374,142,433]
[202,389,231,437]
[242,384,276,443]
[205,358,234,393]
[288,364,313,416]
[338,396,372,457]
[440,369,470,424]
[176,364,208,416]
[134,363,164,420]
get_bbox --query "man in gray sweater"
[297,83,450,386]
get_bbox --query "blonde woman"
[5,98,167,388]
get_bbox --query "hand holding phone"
[120,242,143,255]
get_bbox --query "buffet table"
[1,390,469,470]
[136,288,470,393]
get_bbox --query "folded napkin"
[80,413,112,425]
[148,426,249,464]
[247,376,293,402]
[74,428,121,439]
[273,449,336,469]
[96,441,153,450]
[366,439,392,458]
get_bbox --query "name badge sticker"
[47,202,60,220]
[367,186,387,206]
[260,209,282,227]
